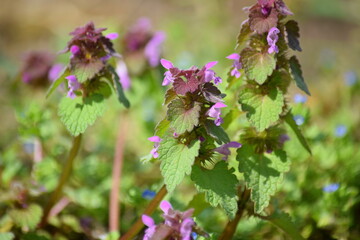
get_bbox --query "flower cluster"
[142,200,196,240]
[227,53,242,78]
[267,27,280,54]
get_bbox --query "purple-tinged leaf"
[167,99,201,134]
[285,20,302,52]
[249,6,278,34]
[173,75,200,95]
[202,82,223,103]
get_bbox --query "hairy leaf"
[266,211,305,240]
[46,67,70,98]
[191,161,238,218]
[167,99,201,134]
[73,60,104,83]
[285,20,302,51]
[8,204,43,230]
[155,118,171,137]
[241,48,276,85]
[289,56,310,95]
[158,137,200,193]
[58,94,105,136]
[239,87,284,131]
[108,66,130,108]
[237,145,290,213]
[236,20,252,49]
[249,6,278,34]
[204,120,230,144]
[284,112,312,155]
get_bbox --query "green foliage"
[158,137,200,193]
[73,61,104,83]
[241,48,276,85]
[8,204,43,230]
[167,99,201,135]
[191,161,238,218]
[46,67,70,98]
[236,20,252,49]
[155,118,171,137]
[239,87,284,131]
[285,20,302,52]
[237,145,290,213]
[266,211,305,240]
[108,66,130,108]
[204,120,230,144]
[0,233,14,240]
[289,56,311,95]
[58,93,105,136]
[187,193,211,216]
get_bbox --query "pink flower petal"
[160,200,172,213]
[148,136,161,143]
[142,215,155,227]
[205,61,218,69]
[70,45,80,55]
[160,59,174,69]
[226,53,240,60]
[213,102,227,108]
[106,32,119,40]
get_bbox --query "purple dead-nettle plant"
[47,21,129,136]
[142,201,204,240]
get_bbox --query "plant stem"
[120,185,168,240]
[109,113,129,232]
[218,188,251,240]
[39,134,82,227]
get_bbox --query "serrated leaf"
[239,87,284,131]
[8,204,43,230]
[158,137,200,193]
[46,68,70,98]
[191,161,238,218]
[0,233,14,240]
[155,118,171,137]
[289,56,310,96]
[285,20,302,52]
[73,60,104,83]
[164,88,177,105]
[173,76,199,95]
[237,145,290,213]
[241,48,276,85]
[249,6,278,34]
[284,112,312,155]
[167,99,201,134]
[204,120,230,144]
[236,20,252,49]
[108,66,130,108]
[58,94,105,136]
[266,210,305,240]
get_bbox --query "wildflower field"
[0,0,360,239]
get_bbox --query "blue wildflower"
[293,94,307,104]
[293,115,305,126]
[142,189,156,200]
[323,183,339,193]
[334,125,347,138]
[191,232,198,239]
[344,71,357,86]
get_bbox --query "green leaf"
[266,211,305,240]
[167,99,201,135]
[239,87,284,131]
[285,20,302,52]
[222,108,241,130]
[241,48,276,85]
[187,193,211,216]
[46,67,70,98]
[289,56,311,96]
[73,61,104,83]
[21,233,50,240]
[8,204,43,230]
[237,145,290,213]
[164,88,177,105]
[158,137,200,193]
[155,118,171,138]
[191,161,238,218]
[0,233,14,240]
[58,94,105,136]
[108,65,130,108]
[204,120,230,144]
[236,20,252,49]
[284,112,312,155]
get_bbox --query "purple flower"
[293,115,304,126]
[207,102,227,126]
[70,45,80,56]
[115,60,131,90]
[202,61,222,85]
[226,53,242,78]
[142,189,156,200]
[267,27,280,54]
[48,64,65,82]
[214,142,242,160]
[293,94,307,104]
[160,59,178,86]
[323,183,339,193]
[21,51,55,86]
[145,31,166,67]
[344,71,357,86]
[106,32,119,40]
[279,134,290,145]
[148,136,162,158]
[142,215,156,240]
[66,75,80,99]
[334,125,347,138]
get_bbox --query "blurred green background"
[1,0,360,239]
